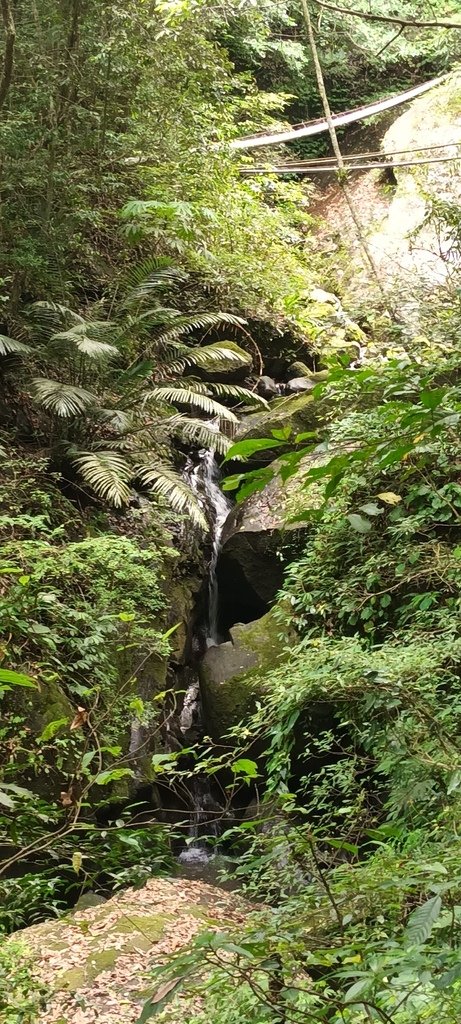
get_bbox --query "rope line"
[241,154,461,175]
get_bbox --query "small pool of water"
[175,846,240,891]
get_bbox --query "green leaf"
[0,668,37,689]
[95,768,135,785]
[118,612,135,622]
[81,750,97,770]
[0,789,16,809]
[447,769,461,795]
[404,895,442,946]
[420,388,445,410]
[137,980,183,1022]
[39,718,69,741]
[347,514,372,534]
[435,962,461,989]
[223,438,285,462]
[231,758,259,778]
[344,978,370,1003]
[359,503,383,516]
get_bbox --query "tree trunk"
[0,0,15,111]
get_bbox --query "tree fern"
[72,451,132,506]
[134,461,207,528]
[32,379,96,417]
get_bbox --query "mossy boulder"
[199,609,294,739]
[237,391,318,448]
[9,877,248,1024]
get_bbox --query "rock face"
[237,391,318,447]
[200,610,293,739]
[218,453,324,625]
[11,877,248,1024]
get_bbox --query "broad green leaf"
[39,718,69,741]
[347,514,372,534]
[359,503,383,516]
[0,668,37,689]
[420,388,445,410]
[0,789,16,809]
[81,750,97,770]
[231,758,259,778]
[344,978,370,1003]
[435,962,461,989]
[447,769,461,795]
[118,612,135,622]
[404,895,442,946]
[223,437,285,462]
[137,980,183,1022]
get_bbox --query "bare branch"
[311,0,461,31]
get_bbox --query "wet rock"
[286,376,316,393]
[218,451,324,614]
[200,611,292,739]
[256,375,279,398]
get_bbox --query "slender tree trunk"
[0,0,15,111]
[300,0,390,306]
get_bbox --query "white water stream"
[184,438,231,646]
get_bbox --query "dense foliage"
[1,1,461,1022]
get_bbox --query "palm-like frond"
[72,451,132,507]
[121,259,188,308]
[134,461,206,529]
[166,415,231,454]
[145,387,238,422]
[207,383,268,408]
[28,301,84,338]
[0,335,31,356]
[165,342,250,377]
[154,312,245,347]
[51,323,119,359]
[32,379,96,417]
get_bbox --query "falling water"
[184,437,231,646]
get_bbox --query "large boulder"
[237,391,318,447]
[200,610,294,739]
[218,454,324,619]
[9,877,248,1024]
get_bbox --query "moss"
[240,392,317,445]
[200,609,294,739]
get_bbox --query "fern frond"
[207,383,268,408]
[72,451,132,507]
[145,387,238,422]
[154,312,245,347]
[122,262,187,308]
[0,335,31,356]
[51,324,119,358]
[32,379,96,417]
[183,343,250,373]
[165,415,231,453]
[134,461,206,529]
[28,301,84,338]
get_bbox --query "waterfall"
[184,436,231,646]
[175,438,231,863]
